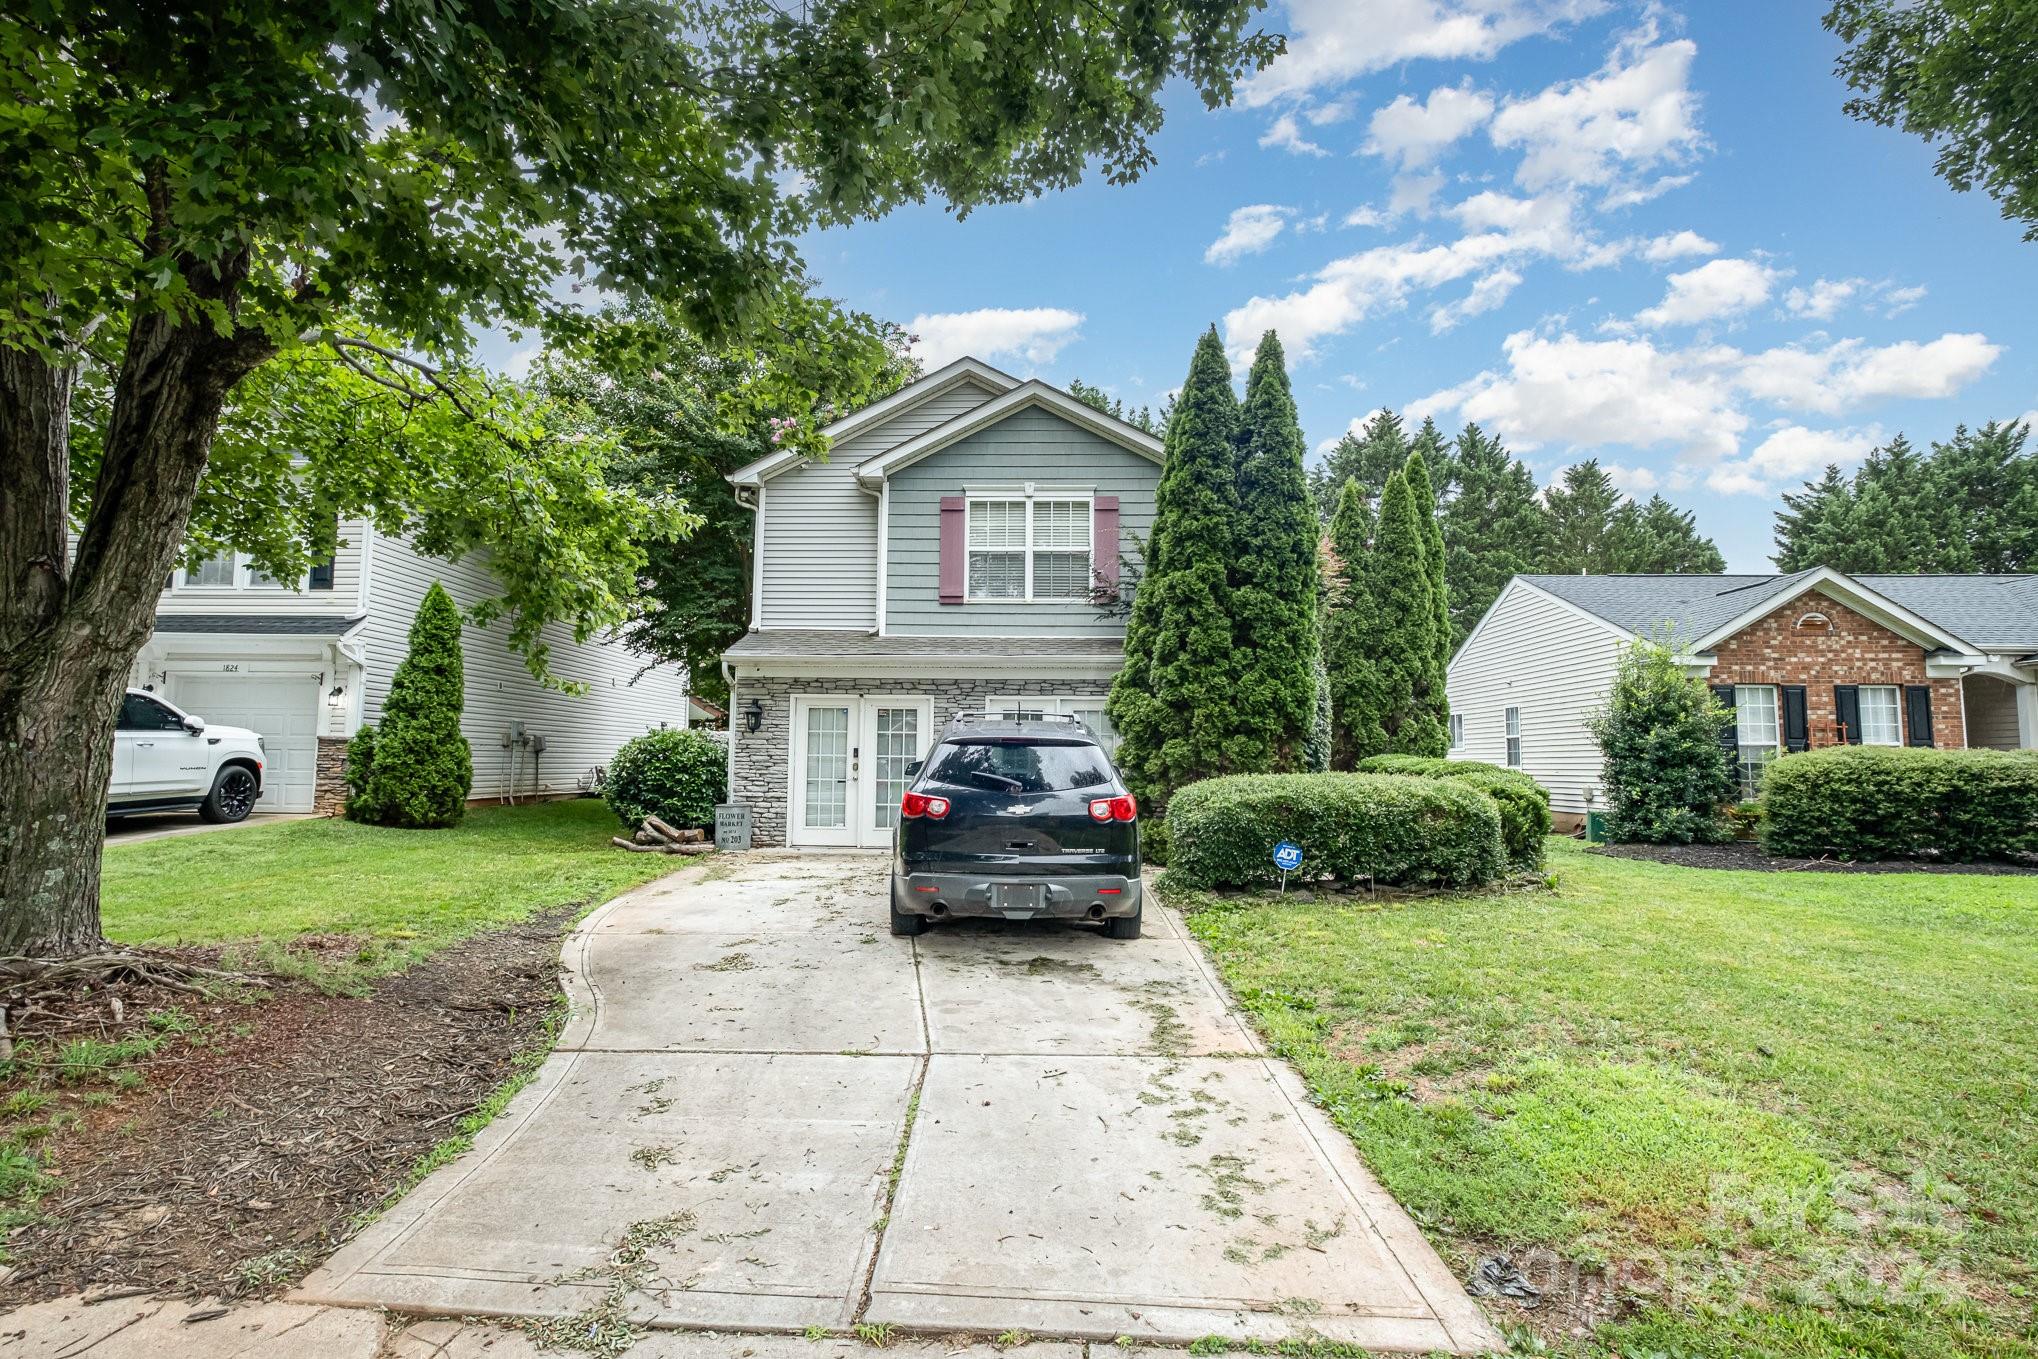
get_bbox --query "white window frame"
[1503,707,1521,768]
[1732,684,1782,801]
[1858,684,1902,746]
[1448,713,1464,751]
[964,486,1093,603]
[173,551,304,592]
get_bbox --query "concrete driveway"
[299,855,1500,1353]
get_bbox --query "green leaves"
[353,583,474,828]
[1586,641,1736,845]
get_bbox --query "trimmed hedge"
[1165,772,1505,890]
[605,728,727,830]
[1356,755,1551,870]
[1760,745,2038,862]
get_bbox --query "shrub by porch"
[1761,744,2038,861]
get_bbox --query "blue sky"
[793,1,2038,571]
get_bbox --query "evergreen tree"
[1773,464,1855,570]
[1371,469,1450,756]
[1439,423,1547,646]
[1628,496,1728,573]
[1543,459,1629,573]
[1229,332,1321,772]
[1410,415,1453,499]
[1311,409,1410,517]
[357,583,473,828]
[1323,478,1385,767]
[1068,377,1163,437]
[1403,450,1454,702]
[1936,422,2038,571]
[1107,327,1243,807]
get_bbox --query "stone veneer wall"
[314,735,350,816]
[1706,588,1965,748]
[729,674,1115,847]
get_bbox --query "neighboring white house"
[1449,568,2038,820]
[722,357,1163,848]
[134,523,695,813]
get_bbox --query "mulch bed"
[0,910,575,1306]
[1591,838,2038,875]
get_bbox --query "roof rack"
[945,710,1085,730]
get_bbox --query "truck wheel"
[1103,906,1142,941]
[889,903,928,937]
[198,766,259,823]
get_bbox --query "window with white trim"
[1733,684,1780,800]
[967,494,1092,601]
[985,695,1119,754]
[1448,713,1464,751]
[1858,685,1901,745]
[1504,707,1521,768]
[175,551,302,591]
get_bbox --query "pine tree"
[357,582,473,828]
[1936,421,2038,571]
[1229,331,1321,772]
[1106,327,1243,808]
[1311,409,1410,518]
[1439,423,1547,646]
[1543,459,1627,573]
[1371,469,1449,756]
[1773,464,1853,570]
[1410,415,1452,498]
[1323,478,1385,767]
[1628,496,1727,573]
[1403,449,1454,702]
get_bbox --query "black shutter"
[307,516,338,590]
[1781,686,1810,753]
[1833,685,1861,745]
[1710,684,1739,775]
[1904,685,1936,747]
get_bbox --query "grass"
[101,800,678,981]
[1170,837,2038,1359]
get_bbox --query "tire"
[1103,906,1142,941]
[889,903,928,937]
[198,765,260,824]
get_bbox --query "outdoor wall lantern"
[744,699,764,733]
[326,683,346,709]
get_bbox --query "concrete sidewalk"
[293,853,1502,1353]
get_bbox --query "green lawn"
[1171,837,2038,1358]
[102,799,678,979]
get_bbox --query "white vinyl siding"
[1859,684,1901,745]
[360,528,690,801]
[755,379,1000,631]
[1445,579,1633,814]
[157,519,366,616]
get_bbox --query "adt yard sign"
[1272,841,1304,872]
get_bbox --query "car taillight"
[901,791,950,819]
[1088,795,1137,822]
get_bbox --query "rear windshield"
[924,739,1113,794]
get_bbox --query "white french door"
[791,695,935,848]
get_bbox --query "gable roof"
[851,380,1164,487]
[1518,567,2038,655]
[725,357,1022,487]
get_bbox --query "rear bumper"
[892,871,1142,921]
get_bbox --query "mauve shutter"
[1904,685,1936,747]
[1710,684,1739,776]
[938,496,966,604]
[1781,685,1810,753]
[1833,685,1861,744]
[1092,495,1120,599]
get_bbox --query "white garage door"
[170,674,322,813]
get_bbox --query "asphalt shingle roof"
[152,614,366,636]
[1521,572,2038,652]
[724,630,1123,660]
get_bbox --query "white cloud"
[1388,170,1447,217]
[1640,229,1718,262]
[1430,268,1523,333]
[1737,332,2002,415]
[1707,424,1884,494]
[1343,205,1388,228]
[1364,82,1496,169]
[1633,257,1779,328]
[1605,462,1660,493]
[1306,99,1356,126]
[1260,114,1329,157]
[1784,277,1861,321]
[1315,408,1387,454]
[1242,0,1607,106]
[908,307,1085,369]
[1412,329,2001,466]
[1489,34,1705,202]
[1882,283,1927,316]
[1206,204,1292,266]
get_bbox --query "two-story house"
[723,358,1162,847]
[136,524,699,814]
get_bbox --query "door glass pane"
[1067,703,1119,755]
[803,706,849,829]
[870,707,920,832]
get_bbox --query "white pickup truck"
[108,689,267,823]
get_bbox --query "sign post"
[1272,840,1304,894]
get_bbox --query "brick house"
[1448,568,2038,819]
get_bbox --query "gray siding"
[884,406,1158,636]
[756,379,1000,630]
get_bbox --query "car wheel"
[1103,906,1142,940]
[198,765,259,823]
[889,902,928,937]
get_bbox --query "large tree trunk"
[0,277,273,957]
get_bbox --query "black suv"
[890,714,1142,939]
